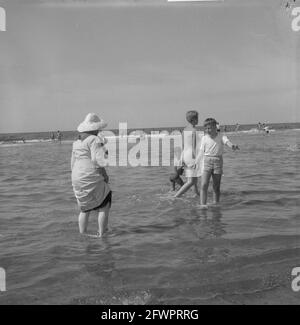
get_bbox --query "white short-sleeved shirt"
[201,133,230,157]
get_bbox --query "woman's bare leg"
[78,211,90,234]
[97,204,110,237]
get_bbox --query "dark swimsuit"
[83,191,112,212]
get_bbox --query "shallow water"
[0,130,299,304]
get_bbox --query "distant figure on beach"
[257,122,262,131]
[174,110,202,198]
[50,132,55,141]
[198,118,239,208]
[235,123,240,132]
[216,122,221,133]
[71,113,111,237]
[56,130,63,144]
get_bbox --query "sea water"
[0,129,299,304]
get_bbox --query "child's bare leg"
[193,180,200,196]
[174,177,196,197]
[78,211,90,234]
[212,173,222,203]
[200,171,211,205]
[97,204,110,237]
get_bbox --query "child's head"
[203,118,218,135]
[186,110,198,126]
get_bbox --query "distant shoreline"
[1,122,300,142]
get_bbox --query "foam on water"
[287,144,300,152]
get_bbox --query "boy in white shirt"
[197,118,239,207]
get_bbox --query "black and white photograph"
[0,0,299,307]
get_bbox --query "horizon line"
[1,121,300,135]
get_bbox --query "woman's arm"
[99,167,109,183]
[91,138,107,167]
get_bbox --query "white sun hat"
[77,113,107,133]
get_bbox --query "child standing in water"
[174,110,202,198]
[71,113,112,237]
[197,118,239,207]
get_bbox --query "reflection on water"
[189,207,226,239]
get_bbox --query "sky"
[0,0,299,133]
